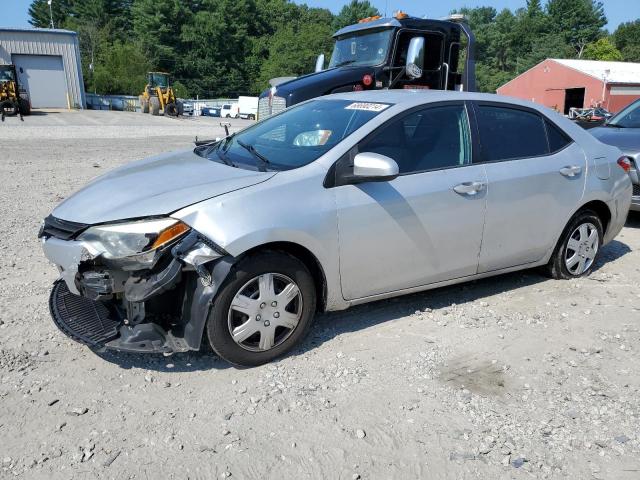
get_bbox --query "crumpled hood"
[591,126,640,155]
[53,149,276,224]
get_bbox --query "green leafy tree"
[332,1,380,31]
[255,8,334,92]
[583,37,623,61]
[92,41,152,94]
[613,20,640,62]
[546,0,607,57]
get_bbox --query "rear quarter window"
[545,120,572,153]
[476,105,548,162]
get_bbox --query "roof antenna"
[384,0,388,17]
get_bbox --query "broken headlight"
[78,218,190,269]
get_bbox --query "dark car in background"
[591,99,640,211]
[201,106,221,117]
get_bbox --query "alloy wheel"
[564,222,599,275]
[227,273,303,352]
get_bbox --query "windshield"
[329,28,393,68]
[149,73,168,88]
[608,100,640,128]
[195,99,391,171]
[0,68,15,82]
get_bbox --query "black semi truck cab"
[258,12,476,119]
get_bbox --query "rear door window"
[475,105,548,162]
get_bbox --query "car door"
[333,102,488,300]
[470,102,586,273]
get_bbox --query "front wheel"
[545,210,603,279]
[206,252,316,367]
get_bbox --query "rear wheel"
[176,101,184,116]
[545,210,603,279]
[206,252,316,367]
[150,97,160,116]
[139,95,149,113]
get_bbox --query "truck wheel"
[1,101,18,117]
[150,97,160,116]
[249,114,255,120]
[177,101,184,116]
[18,98,31,116]
[206,251,316,367]
[164,103,179,117]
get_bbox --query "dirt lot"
[1,111,639,479]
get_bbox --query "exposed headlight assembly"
[79,218,190,269]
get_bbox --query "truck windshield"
[329,29,393,68]
[194,99,391,171]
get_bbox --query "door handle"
[559,165,582,177]
[453,181,486,196]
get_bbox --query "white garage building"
[0,28,85,109]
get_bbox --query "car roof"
[321,89,545,111]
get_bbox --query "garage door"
[12,54,68,109]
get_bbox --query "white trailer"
[238,96,258,120]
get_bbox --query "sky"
[2,0,638,31]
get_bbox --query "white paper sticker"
[345,102,390,112]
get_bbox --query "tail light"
[362,74,373,87]
[617,157,632,172]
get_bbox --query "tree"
[255,9,334,92]
[583,37,623,61]
[546,0,607,57]
[92,41,152,94]
[613,20,640,62]
[332,1,379,31]
[28,0,72,28]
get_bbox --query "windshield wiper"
[332,60,356,68]
[216,145,236,167]
[605,123,626,128]
[236,139,271,171]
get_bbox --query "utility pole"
[48,0,55,29]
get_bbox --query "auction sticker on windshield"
[345,102,390,112]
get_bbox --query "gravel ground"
[1,111,639,479]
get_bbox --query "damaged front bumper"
[42,226,234,355]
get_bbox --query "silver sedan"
[40,90,632,366]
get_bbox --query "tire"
[249,114,255,120]
[139,95,149,114]
[225,114,230,118]
[164,102,179,116]
[176,101,184,116]
[150,97,160,116]
[544,209,603,279]
[18,98,30,116]
[206,251,317,367]
[1,100,18,117]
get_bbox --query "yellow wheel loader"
[0,64,31,122]
[138,72,183,117]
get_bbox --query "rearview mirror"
[406,37,425,79]
[353,152,399,181]
[315,54,325,73]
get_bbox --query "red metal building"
[498,59,640,114]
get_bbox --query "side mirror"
[315,54,325,73]
[353,152,399,181]
[406,37,425,79]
